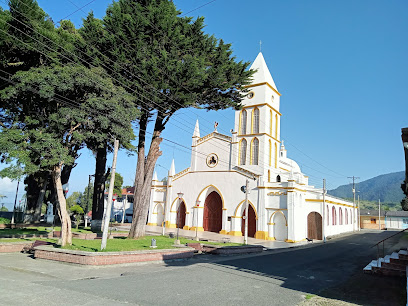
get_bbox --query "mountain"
[328,171,405,204]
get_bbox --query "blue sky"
[1,0,407,209]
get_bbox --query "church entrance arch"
[203,191,222,233]
[272,211,288,241]
[307,212,322,240]
[241,205,256,237]
[176,201,186,229]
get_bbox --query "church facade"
[147,52,356,242]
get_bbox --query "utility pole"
[357,194,361,231]
[11,181,19,225]
[244,179,249,245]
[348,176,359,231]
[322,179,326,243]
[378,199,381,230]
[101,139,119,250]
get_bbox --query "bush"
[0,217,11,224]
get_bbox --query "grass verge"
[60,236,242,252]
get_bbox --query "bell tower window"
[251,138,259,165]
[240,110,247,135]
[239,139,247,165]
[252,108,260,134]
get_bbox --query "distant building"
[146,52,357,242]
[359,209,386,230]
[103,187,134,223]
[385,211,408,230]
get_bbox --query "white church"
[146,52,357,242]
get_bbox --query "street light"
[195,200,201,241]
[176,192,184,242]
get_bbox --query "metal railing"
[372,228,408,267]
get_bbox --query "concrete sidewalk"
[114,224,309,249]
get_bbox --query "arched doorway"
[241,205,256,237]
[203,191,222,233]
[273,212,288,241]
[307,212,322,240]
[176,201,186,229]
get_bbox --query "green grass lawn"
[60,236,242,252]
[0,238,58,243]
[0,226,96,237]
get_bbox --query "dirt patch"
[299,295,357,306]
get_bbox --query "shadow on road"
[164,230,406,305]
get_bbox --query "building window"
[275,114,278,139]
[345,209,348,225]
[339,208,343,225]
[327,206,329,226]
[240,110,247,135]
[332,206,336,225]
[251,138,259,165]
[270,110,273,135]
[269,140,272,166]
[252,108,260,134]
[276,175,281,182]
[371,218,376,224]
[239,139,247,165]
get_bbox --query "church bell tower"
[234,52,282,179]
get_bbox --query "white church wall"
[194,137,231,172]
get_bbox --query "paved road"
[0,230,402,306]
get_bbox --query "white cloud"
[0,177,16,194]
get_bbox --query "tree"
[97,0,253,238]
[66,191,82,209]
[106,172,123,196]
[79,12,137,232]
[69,204,84,229]
[0,204,8,212]
[0,65,135,246]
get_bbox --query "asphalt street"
[0,230,402,306]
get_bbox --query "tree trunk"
[52,164,72,246]
[24,172,45,222]
[91,144,108,232]
[33,172,49,222]
[129,111,163,238]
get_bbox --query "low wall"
[209,245,263,255]
[0,242,31,253]
[34,246,195,265]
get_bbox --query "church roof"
[250,52,278,91]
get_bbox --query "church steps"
[364,249,408,277]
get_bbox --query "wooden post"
[101,139,119,250]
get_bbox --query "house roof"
[385,211,408,217]
[359,209,385,217]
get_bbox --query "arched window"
[339,208,343,225]
[345,209,348,225]
[240,110,247,135]
[269,140,272,166]
[274,142,278,168]
[332,206,336,225]
[239,139,247,165]
[327,206,329,226]
[275,114,278,139]
[251,138,259,165]
[252,108,260,134]
[270,110,273,135]
[276,175,281,182]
